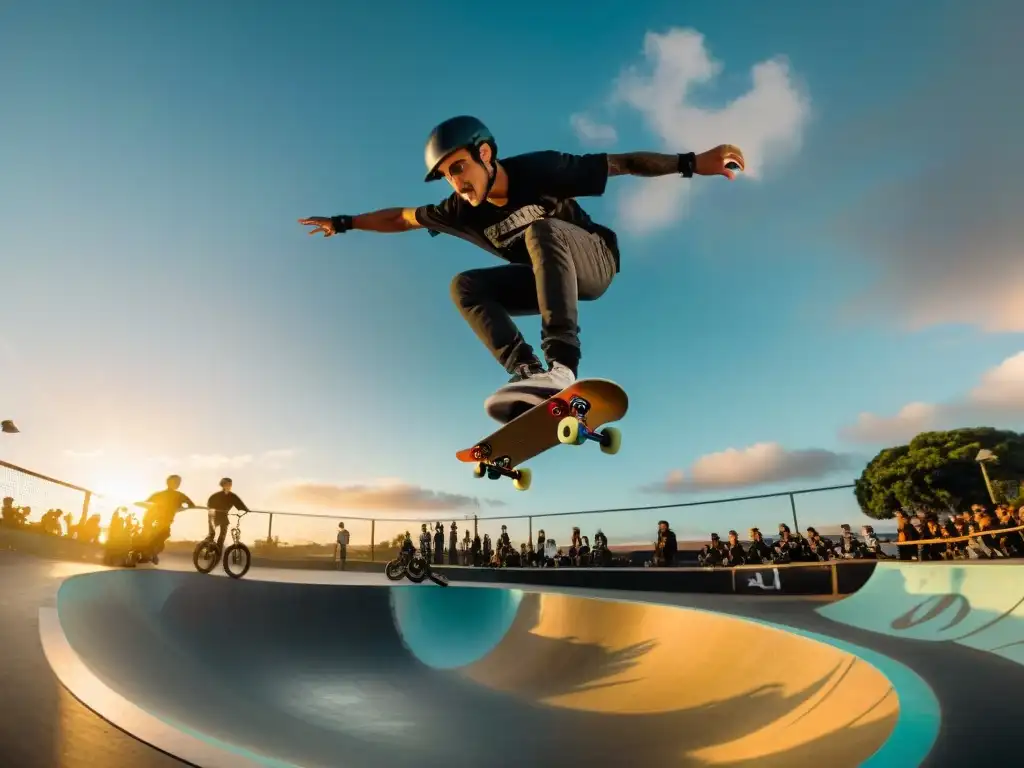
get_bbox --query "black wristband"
[677,152,696,178]
[330,215,353,233]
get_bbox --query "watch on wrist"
[677,152,696,178]
[330,215,353,233]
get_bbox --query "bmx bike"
[192,510,251,579]
[384,550,449,587]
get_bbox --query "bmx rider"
[205,477,250,551]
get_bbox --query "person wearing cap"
[698,532,728,566]
[205,477,250,552]
[299,117,744,423]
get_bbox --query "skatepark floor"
[4,550,1024,767]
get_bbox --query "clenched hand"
[695,145,745,180]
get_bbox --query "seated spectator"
[920,515,947,561]
[577,535,591,565]
[895,510,920,561]
[860,525,884,558]
[834,524,863,558]
[652,520,678,567]
[773,524,802,563]
[744,528,773,564]
[995,507,1024,556]
[698,533,728,566]
[804,527,832,560]
[725,530,745,566]
[525,541,536,567]
[592,529,611,567]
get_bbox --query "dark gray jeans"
[449,218,617,374]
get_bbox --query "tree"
[854,428,1024,519]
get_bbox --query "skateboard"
[455,378,628,491]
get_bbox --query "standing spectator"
[482,533,493,564]
[335,522,350,570]
[653,520,678,566]
[433,522,444,564]
[419,524,432,561]
[536,529,547,567]
[460,529,472,564]
[471,532,481,565]
[448,522,458,564]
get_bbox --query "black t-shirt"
[414,151,619,271]
[207,491,249,513]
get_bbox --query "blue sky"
[2,0,1022,547]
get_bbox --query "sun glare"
[88,466,151,510]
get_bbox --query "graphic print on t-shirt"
[481,204,549,250]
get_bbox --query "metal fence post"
[789,493,799,532]
[267,512,274,543]
[371,519,375,561]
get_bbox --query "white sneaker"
[484,362,576,423]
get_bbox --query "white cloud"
[569,113,618,146]
[574,28,811,235]
[272,478,501,514]
[841,352,1024,444]
[181,448,296,471]
[642,441,851,493]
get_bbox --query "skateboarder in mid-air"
[300,116,744,422]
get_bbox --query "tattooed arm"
[607,145,745,179]
[606,152,692,177]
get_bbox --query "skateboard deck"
[455,378,628,490]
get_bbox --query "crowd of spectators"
[399,521,625,568]
[0,495,104,543]
[693,502,1024,567]
[892,504,1024,561]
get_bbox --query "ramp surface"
[42,570,934,767]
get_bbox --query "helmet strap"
[469,142,498,199]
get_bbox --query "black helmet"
[424,116,496,182]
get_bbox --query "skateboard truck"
[472,454,532,491]
[550,395,622,453]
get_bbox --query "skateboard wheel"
[557,416,583,445]
[547,398,569,418]
[513,467,532,491]
[472,462,486,478]
[599,427,622,455]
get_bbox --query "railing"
[0,458,860,561]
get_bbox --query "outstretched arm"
[299,208,423,237]
[348,208,423,233]
[607,152,689,177]
[608,145,745,179]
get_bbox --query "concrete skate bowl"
[40,570,938,767]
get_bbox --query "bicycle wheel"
[427,570,449,587]
[405,556,429,583]
[384,559,406,581]
[223,543,251,579]
[192,540,220,574]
